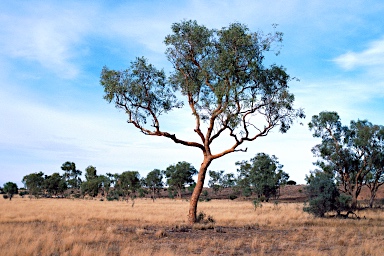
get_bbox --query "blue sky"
[1,1,384,186]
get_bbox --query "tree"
[100,20,304,223]
[144,169,164,202]
[44,173,67,197]
[304,172,342,217]
[309,112,383,208]
[361,123,384,207]
[61,161,82,189]
[98,174,112,198]
[208,170,225,194]
[3,182,18,200]
[165,161,197,199]
[208,170,236,194]
[236,153,289,201]
[22,172,44,198]
[81,166,101,197]
[115,171,141,205]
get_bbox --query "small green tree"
[3,182,18,200]
[115,171,141,206]
[208,170,225,194]
[236,153,289,201]
[61,161,82,189]
[98,174,112,198]
[304,172,351,217]
[44,173,67,197]
[304,172,339,217]
[144,169,164,202]
[81,166,101,197]
[165,161,197,199]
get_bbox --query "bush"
[303,172,338,217]
[3,194,8,199]
[252,199,262,211]
[287,180,297,185]
[229,194,238,200]
[196,211,215,224]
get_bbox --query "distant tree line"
[2,153,295,203]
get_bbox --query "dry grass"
[0,197,383,255]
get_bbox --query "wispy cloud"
[0,2,98,79]
[333,37,384,70]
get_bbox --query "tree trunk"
[351,192,358,209]
[188,157,212,224]
[369,187,377,208]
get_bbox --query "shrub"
[196,211,215,224]
[229,194,238,200]
[287,180,297,185]
[252,199,263,211]
[303,172,350,217]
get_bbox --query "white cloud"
[333,37,384,70]
[0,3,98,79]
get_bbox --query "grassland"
[1,197,383,255]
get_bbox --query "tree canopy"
[236,153,289,201]
[165,161,197,199]
[3,182,18,200]
[100,20,304,223]
[309,111,384,208]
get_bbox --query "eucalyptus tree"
[144,169,164,202]
[115,171,141,205]
[61,161,82,189]
[81,166,101,197]
[44,173,67,196]
[208,170,225,194]
[3,182,18,200]
[165,161,197,199]
[236,153,289,201]
[22,172,44,198]
[100,20,304,223]
[309,111,384,208]
[359,122,384,207]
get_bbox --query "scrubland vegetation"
[1,197,383,255]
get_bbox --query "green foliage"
[19,191,28,197]
[106,190,120,201]
[115,171,141,203]
[200,190,211,202]
[100,20,304,223]
[22,172,44,198]
[309,111,384,208]
[143,169,163,201]
[287,180,297,185]
[252,199,263,211]
[208,170,236,195]
[229,194,238,200]
[3,182,18,200]
[165,161,197,199]
[208,170,224,194]
[187,182,196,193]
[81,166,101,197]
[303,172,351,217]
[61,161,82,189]
[236,153,289,201]
[44,173,67,196]
[196,211,215,224]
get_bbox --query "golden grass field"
[1,197,383,255]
